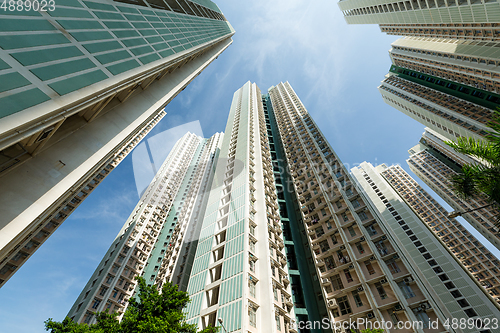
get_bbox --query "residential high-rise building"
[273,82,500,332]
[67,131,223,324]
[338,1,500,141]
[407,128,500,250]
[353,162,500,303]
[338,0,500,41]
[378,36,499,142]
[0,0,234,287]
[69,81,500,332]
[184,82,329,333]
[351,162,500,330]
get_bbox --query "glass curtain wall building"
[0,0,234,287]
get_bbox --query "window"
[249,280,256,298]
[352,291,363,307]
[250,260,255,272]
[91,298,101,309]
[344,269,353,283]
[99,286,108,296]
[365,261,375,275]
[413,309,430,328]
[341,213,349,222]
[315,226,325,238]
[330,274,344,291]
[106,274,114,284]
[355,242,364,254]
[386,259,401,274]
[249,306,257,327]
[274,288,278,301]
[337,296,352,315]
[366,224,377,236]
[250,241,256,253]
[325,256,336,270]
[375,282,387,300]
[398,281,415,298]
[83,312,94,324]
[358,212,368,221]
[347,226,356,237]
[320,240,330,252]
[389,310,400,325]
[276,314,281,331]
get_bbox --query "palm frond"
[448,166,479,200]
[446,136,499,165]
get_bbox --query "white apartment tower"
[355,162,500,303]
[67,131,223,324]
[351,162,500,332]
[184,82,297,332]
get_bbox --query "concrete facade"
[407,128,500,250]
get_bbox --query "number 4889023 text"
[1,0,55,11]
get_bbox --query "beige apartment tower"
[408,128,500,250]
[0,0,234,287]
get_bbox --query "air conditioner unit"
[380,279,387,284]
[340,245,345,250]
[348,264,354,269]
[370,256,376,261]
[421,302,431,310]
[404,276,414,283]
[381,235,387,240]
[367,312,374,319]
[328,299,337,307]
[360,237,365,242]
[357,286,364,292]
[394,303,403,311]
[393,254,399,260]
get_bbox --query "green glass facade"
[0,0,232,118]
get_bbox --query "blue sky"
[1,1,499,332]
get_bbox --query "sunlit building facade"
[351,162,500,331]
[338,0,500,41]
[184,82,329,333]
[379,36,499,142]
[67,131,223,324]
[407,128,500,251]
[272,82,500,332]
[354,162,500,303]
[0,0,234,287]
